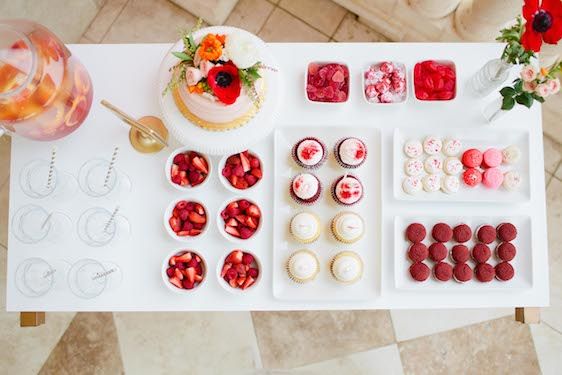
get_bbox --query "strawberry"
[185,267,196,284]
[194,274,203,282]
[187,258,199,268]
[177,230,190,236]
[182,279,195,289]
[189,229,202,236]
[179,209,189,221]
[169,277,182,289]
[225,206,241,217]
[237,277,246,286]
[250,168,262,179]
[195,255,201,262]
[222,166,232,177]
[172,208,180,218]
[246,205,261,218]
[221,262,233,277]
[240,152,251,172]
[235,263,247,276]
[188,211,206,224]
[166,267,175,277]
[242,276,255,290]
[226,218,238,227]
[225,268,238,281]
[245,217,258,229]
[239,226,254,239]
[225,225,240,237]
[194,204,205,215]
[238,200,251,210]
[229,278,238,288]
[169,217,181,232]
[234,178,248,189]
[226,201,239,210]
[248,268,259,278]
[173,153,186,164]
[174,268,184,280]
[228,250,243,264]
[233,164,244,177]
[242,253,254,265]
[176,262,185,270]
[182,221,194,231]
[226,155,241,165]
[171,175,181,185]
[171,164,179,177]
[249,157,260,169]
[175,252,192,263]
[169,257,176,266]
[192,156,209,174]
[244,174,257,186]
[235,214,247,224]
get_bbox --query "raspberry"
[242,253,254,265]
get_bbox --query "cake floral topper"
[164,21,271,107]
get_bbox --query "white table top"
[6,43,549,311]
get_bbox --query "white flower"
[522,81,537,93]
[520,65,538,82]
[548,78,560,95]
[535,82,551,98]
[225,32,259,69]
[199,60,215,78]
[185,67,202,86]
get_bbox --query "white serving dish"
[217,150,264,193]
[393,216,533,291]
[393,128,530,202]
[411,59,457,103]
[273,126,380,301]
[162,249,208,294]
[362,61,408,105]
[163,198,210,242]
[164,146,212,192]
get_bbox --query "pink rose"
[522,81,537,93]
[185,67,202,86]
[548,78,560,95]
[199,60,215,78]
[520,65,538,82]
[535,83,550,98]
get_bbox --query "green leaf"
[514,79,523,92]
[515,92,533,108]
[172,51,192,61]
[500,87,516,97]
[501,95,515,110]
[532,93,545,103]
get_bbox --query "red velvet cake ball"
[409,262,430,281]
[496,242,516,261]
[432,223,453,242]
[461,148,483,168]
[429,242,448,262]
[472,243,491,263]
[496,223,517,242]
[408,243,429,262]
[453,224,472,243]
[406,223,426,243]
[433,262,453,281]
[451,244,470,263]
[475,263,495,282]
[495,261,514,281]
[453,263,473,283]
[476,225,496,244]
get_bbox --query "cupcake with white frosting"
[329,251,363,284]
[334,137,367,168]
[290,173,322,205]
[290,212,321,243]
[286,249,320,283]
[331,212,364,243]
[292,137,326,169]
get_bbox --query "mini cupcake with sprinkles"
[334,137,367,168]
[292,137,327,169]
[290,172,322,205]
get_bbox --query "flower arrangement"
[497,0,562,111]
[164,23,264,106]
[500,61,561,109]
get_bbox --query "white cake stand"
[157,26,281,156]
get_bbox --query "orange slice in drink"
[64,95,87,127]
[32,74,57,106]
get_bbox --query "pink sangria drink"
[0,20,93,141]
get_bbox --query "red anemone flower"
[521,0,562,52]
[207,63,241,105]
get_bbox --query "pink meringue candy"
[364,61,407,104]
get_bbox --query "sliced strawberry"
[195,255,201,262]
[226,201,239,210]
[194,274,203,282]
[225,225,240,237]
[233,164,245,177]
[166,267,175,277]
[248,268,259,278]
[242,276,255,289]
[185,267,196,284]
[169,257,176,266]
[240,152,251,172]
[242,253,254,265]
[237,277,246,286]
[229,278,238,288]
[192,156,209,174]
[221,262,233,277]
[173,153,185,164]
[235,214,247,224]
[169,217,181,232]
[189,229,202,236]
[182,279,195,289]
[171,175,181,185]
[238,200,251,210]
[225,268,238,281]
[250,168,262,179]
[182,221,194,232]
[171,164,179,177]
[177,230,190,236]
[226,155,241,165]
[226,218,238,227]
[169,277,182,289]
[174,268,184,280]
[187,258,199,268]
[188,211,206,224]
[194,204,205,215]
[239,226,254,239]
[246,205,261,218]
[175,252,192,263]
[235,263,247,276]
[249,157,260,169]
[234,178,248,189]
[228,250,243,264]
[245,217,258,229]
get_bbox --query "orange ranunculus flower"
[198,34,223,61]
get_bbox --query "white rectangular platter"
[393,128,530,202]
[273,127,380,301]
[393,216,533,291]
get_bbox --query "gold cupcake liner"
[329,251,363,284]
[289,212,321,244]
[286,249,320,284]
[331,211,364,244]
[172,87,262,132]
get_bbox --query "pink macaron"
[482,167,504,189]
[482,148,502,168]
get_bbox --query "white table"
[6,43,549,312]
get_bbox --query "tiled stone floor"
[1,0,562,373]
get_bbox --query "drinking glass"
[19,159,77,199]
[11,204,71,244]
[78,158,131,199]
[77,207,130,247]
[67,259,121,299]
[15,258,56,297]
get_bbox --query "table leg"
[515,307,540,324]
[20,312,46,327]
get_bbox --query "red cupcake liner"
[291,137,327,170]
[333,137,368,169]
[289,174,322,205]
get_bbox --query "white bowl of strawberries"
[166,147,211,191]
[165,199,209,241]
[219,150,263,192]
[163,250,206,293]
[218,249,261,293]
[217,198,262,242]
